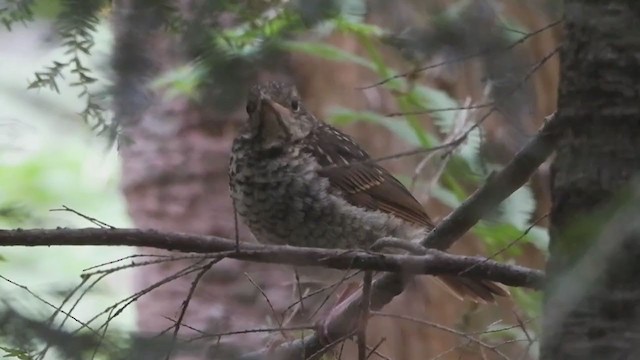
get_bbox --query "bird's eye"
[246,101,257,114]
[291,99,300,112]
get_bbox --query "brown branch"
[237,112,563,359]
[0,228,541,288]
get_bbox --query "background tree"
[542,1,640,359]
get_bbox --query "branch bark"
[0,228,542,288]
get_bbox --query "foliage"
[1,346,33,360]
[1,0,36,30]
[0,10,132,359]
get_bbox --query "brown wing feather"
[308,124,433,229]
[304,124,509,303]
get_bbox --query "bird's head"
[244,81,317,149]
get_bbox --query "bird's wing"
[306,124,433,228]
[304,124,511,304]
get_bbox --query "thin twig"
[81,259,208,338]
[38,277,91,360]
[82,253,206,272]
[357,271,373,360]
[384,102,494,118]
[186,325,316,343]
[310,270,361,320]
[294,268,305,314]
[307,333,353,360]
[82,253,226,277]
[361,19,562,89]
[233,198,240,252]
[458,213,549,276]
[321,139,465,172]
[50,205,115,229]
[244,272,285,331]
[165,258,220,360]
[0,273,110,360]
[366,337,390,360]
[285,271,362,314]
[372,312,509,360]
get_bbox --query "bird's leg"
[370,236,429,255]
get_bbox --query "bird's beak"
[258,97,293,139]
[260,98,292,121]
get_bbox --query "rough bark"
[541,1,640,359]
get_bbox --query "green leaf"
[0,253,5,262]
[498,184,536,230]
[473,220,548,257]
[473,183,538,256]
[328,108,434,146]
[473,222,528,257]
[0,346,33,360]
[497,18,530,43]
[442,174,468,200]
[334,16,385,37]
[151,63,206,100]
[511,287,543,322]
[409,85,460,132]
[525,225,550,252]
[457,126,484,175]
[211,6,305,56]
[430,184,462,208]
[282,41,375,69]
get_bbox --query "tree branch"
[0,228,542,289]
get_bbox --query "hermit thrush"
[229,81,508,303]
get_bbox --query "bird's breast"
[229,144,420,249]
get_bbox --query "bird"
[228,80,509,304]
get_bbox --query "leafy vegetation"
[0,4,132,358]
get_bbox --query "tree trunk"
[542,1,640,359]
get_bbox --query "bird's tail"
[434,275,510,303]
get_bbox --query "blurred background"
[0,0,561,359]
[0,0,136,354]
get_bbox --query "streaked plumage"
[229,81,509,302]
